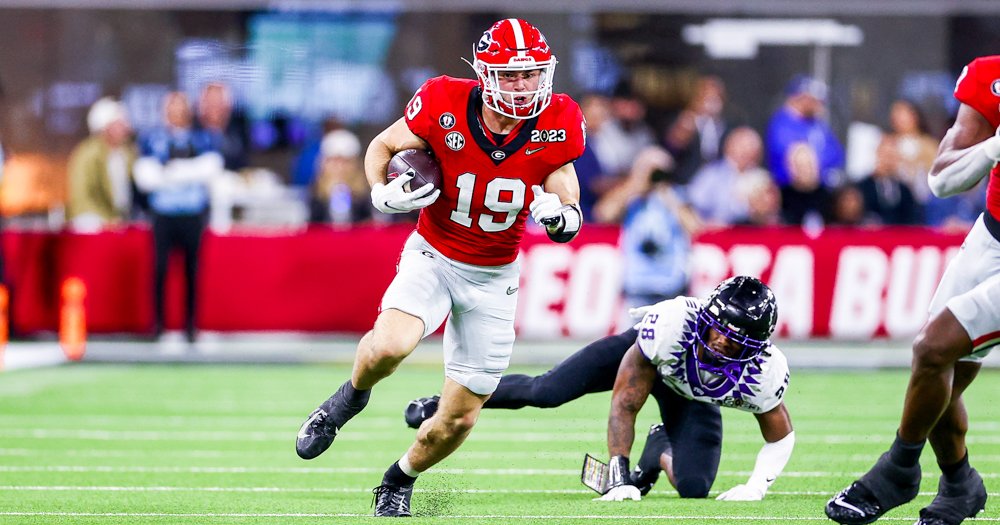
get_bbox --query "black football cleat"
[404,395,440,429]
[372,483,414,517]
[825,451,921,525]
[914,468,987,525]
[630,423,670,496]
[296,381,369,460]
[826,482,888,525]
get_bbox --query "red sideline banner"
[1,224,965,339]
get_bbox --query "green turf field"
[0,361,997,524]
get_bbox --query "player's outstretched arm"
[531,163,582,243]
[716,403,795,501]
[928,103,998,198]
[597,345,656,502]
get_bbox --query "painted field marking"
[0,512,998,520]
[4,448,1000,462]
[3,466,1000,478]
[1,486,998,497]
[4,428,1000,444]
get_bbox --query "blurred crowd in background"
[0,8,994,338]
[2,70,980,237]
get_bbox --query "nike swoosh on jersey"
[506,286,518,295]
[524,146,546,155]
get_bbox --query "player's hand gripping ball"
[371,149,442,214]
[387,149,443,193]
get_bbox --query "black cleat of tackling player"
[630,423,670,496]
[826,482,889,525]
[296,380,370,460]
[825,451,921,525]
[914,467,987,525]
[372,483,414,517]
[404,395,440,429]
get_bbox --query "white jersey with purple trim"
[635,296,789,414]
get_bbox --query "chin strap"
[544,203,583,243]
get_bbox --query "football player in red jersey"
[826,57,1000,525]
[295,18,586,516]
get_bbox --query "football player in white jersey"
[599,276,795,502]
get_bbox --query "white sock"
[398,454,422,478]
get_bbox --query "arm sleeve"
[745,431,795,494]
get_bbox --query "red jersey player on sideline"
[295,18,586,517]
[826,56,1000,525]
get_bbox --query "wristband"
[545,204,583,243]
[607,455,631,489]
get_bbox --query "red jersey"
[403,76,586,266]
[954,56,1000,219]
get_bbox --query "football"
[387,149,443,193]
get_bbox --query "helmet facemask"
[693,307,769,382]
[472,58,556,119]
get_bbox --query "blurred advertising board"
[3,225,964,339]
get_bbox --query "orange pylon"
[60,277,86,361]
[0,285,8,371]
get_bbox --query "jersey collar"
[468,86,540,166]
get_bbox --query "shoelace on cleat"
[371,485,410,514]
[309,411,331,434]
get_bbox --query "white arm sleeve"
[745,431,795,495]
[163,152,225,185]
[929,135,1000,198]
[133,156,167,192]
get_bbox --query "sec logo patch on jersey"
[445,131,465,151]
[992,79,1000,96]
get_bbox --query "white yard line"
[3,466,1000,478]
[0,486,998,497]
[0,512,997,520]
[3,428,1000,444]
[4,448,1000,462]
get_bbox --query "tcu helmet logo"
[992,79,1000,97]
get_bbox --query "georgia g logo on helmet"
[467,18,558,120]
[477,32,494,53]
